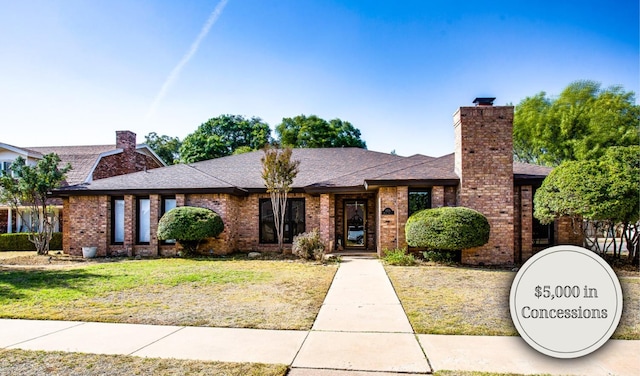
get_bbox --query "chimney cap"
[473,97,496,106]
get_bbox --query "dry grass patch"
[0,349,287,376]
[435,372,553,376]
[386,264,639,339]
[0,257,337,330]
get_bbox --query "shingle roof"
[28,144,164,186]
[55,148,552,195]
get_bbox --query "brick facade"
[92,131,163,181]
[454,106,515,265]
[57,105,582,265]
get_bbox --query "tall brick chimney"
[116,130,137,152]
[454,98,514,265]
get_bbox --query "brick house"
[54,101,580,265]
[0,131,165,234]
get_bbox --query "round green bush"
[157,206,224,252]
[405,206,490,250]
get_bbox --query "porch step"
[330,251,378,258]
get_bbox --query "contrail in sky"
[145,0,229,121]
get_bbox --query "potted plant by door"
[82,246,97,258]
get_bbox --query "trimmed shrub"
[422,250,459,264]
[157,206,224,254]
[406,207,490,250]
[292,229,325,261]
[383,248,416,266]
[0,232,62,251]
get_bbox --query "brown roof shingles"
[56,148,551,195]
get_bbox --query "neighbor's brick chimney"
[116,130,137,152]
[454,98,514,265]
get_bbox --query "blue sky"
[1,0,637,157]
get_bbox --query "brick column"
[377,187,398,256]
[396,186,409,250]
[520,186,533,262]
[149,194,160,256]
[319,194,335,252]
[432,186,445,207]
[124,195,135,256]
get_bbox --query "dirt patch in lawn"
[385,264,639,339]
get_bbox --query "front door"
[345,200,366,248]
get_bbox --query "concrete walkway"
[2,256,639,375]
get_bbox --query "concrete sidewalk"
[2,256,639,375]
[291,256,430,374]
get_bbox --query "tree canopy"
[275,115,367,148]
[535,146,639,225]
[180,115,272,163]
[534,146,639,262]
[144,132,182,165]
[513,80,639,166]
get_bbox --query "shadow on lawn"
[0,267,104,300]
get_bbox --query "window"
[137,198,150,244]
[0,161,17,177]
[259,198,305,244]
[409,189,432,215]
[162,197,176,214]
[161,196,176,244]
[533,217,554,246]
[112,197,124,244]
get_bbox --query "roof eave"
[364,179,460,190]
[52,186,249,197]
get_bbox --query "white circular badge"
[509,245,623,358]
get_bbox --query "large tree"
[144,132,182,165]
[534,146,639,264]
[276,115,367,148]
[0,154,70,255]
[513,80,639,166]
[261,147,300,253]
[180,115,273,163]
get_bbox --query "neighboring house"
[0,131,165,235]
[54,101,581,265]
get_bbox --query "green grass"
[0,349,288,376]
[386,264,640,339]
[0,258,337,330]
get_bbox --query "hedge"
[0,232,63,251]
[405,207,490,250]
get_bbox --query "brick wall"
[319,193,335,252]
[92,153,162,181]
[376,186,410,256]
[0,209,9,233]
[454,105,515,265]
[64,195,109,256]
[92,131,163,181]
[555,216,584,246]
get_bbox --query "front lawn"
[386,264,640,339]
[0,349,287,376]
[0,256,337,330]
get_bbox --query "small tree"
[406,207,490,251]
[157,206,224,255]
[0,154,70,255]
[261,147,300,252]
